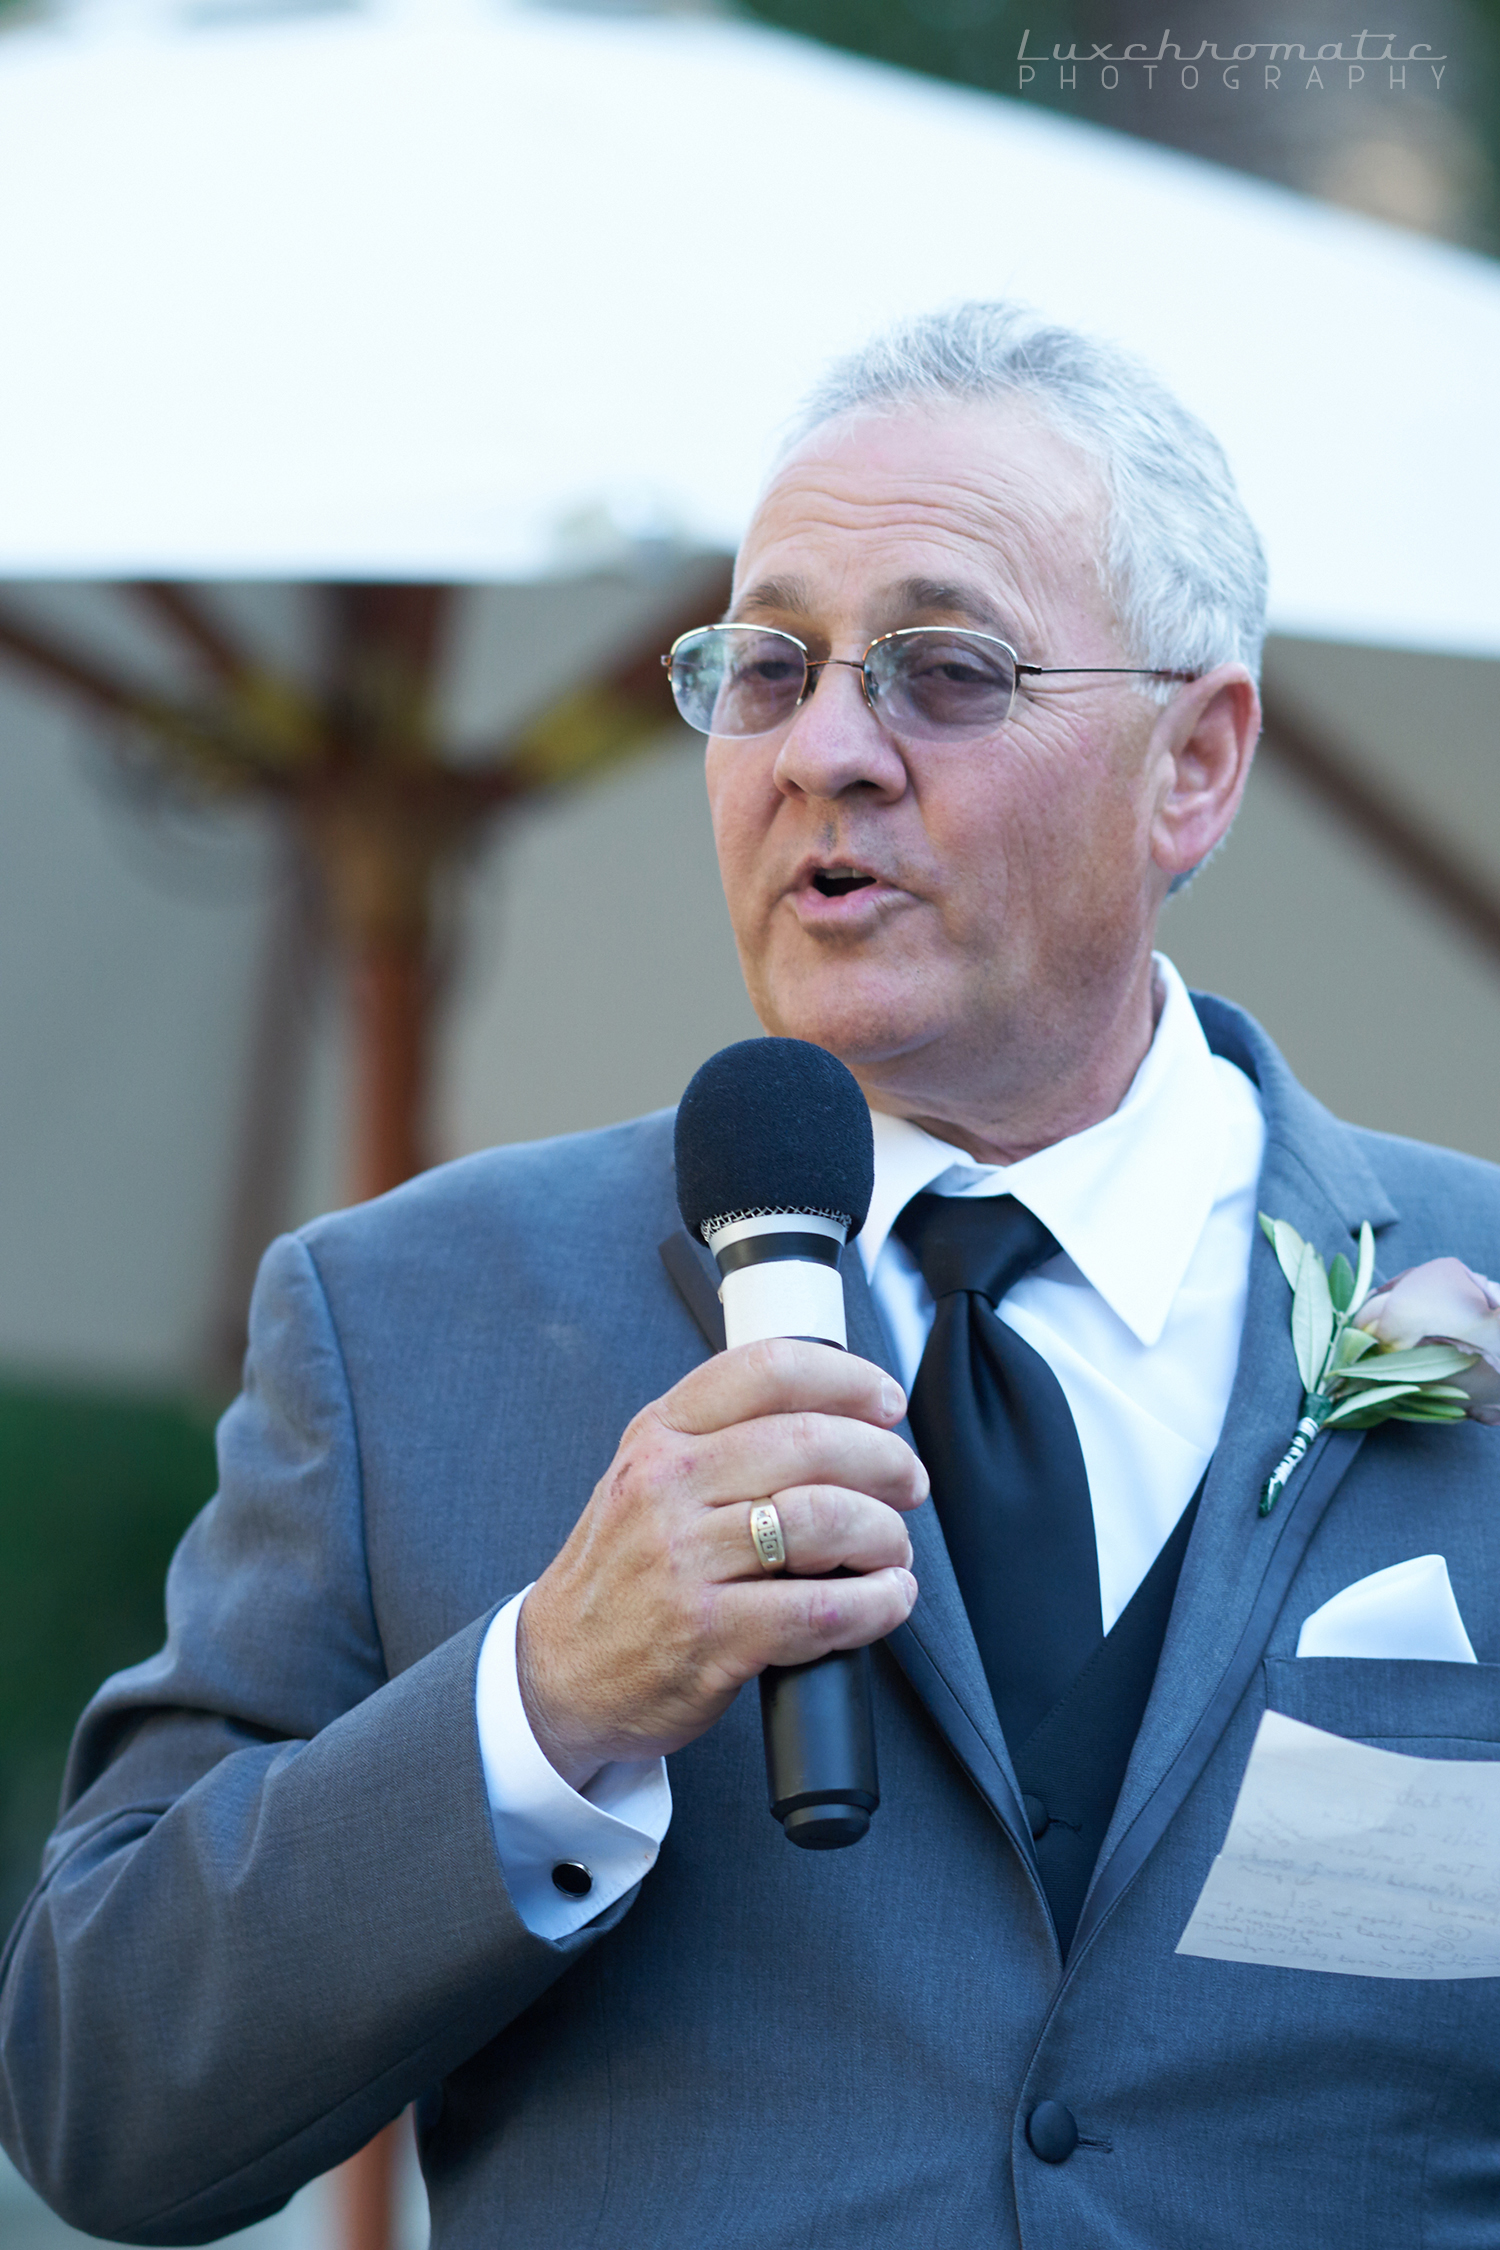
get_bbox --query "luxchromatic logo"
[1014,30,1449,95]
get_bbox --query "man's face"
[706,399,1173,1109]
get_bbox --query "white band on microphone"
[719,1259,848,1350]
[708,1210,850,1350]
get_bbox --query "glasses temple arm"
[1016,663,1199,681]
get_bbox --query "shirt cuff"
[474,1587,672,1942]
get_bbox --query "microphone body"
[709,1210,880,1849]
[676,1039,881,1852]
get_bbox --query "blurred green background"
[13,0,1495,243]
[0,1383,216,1930]
[740,0,1500,253]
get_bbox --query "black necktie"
[894,1193,1103,1751]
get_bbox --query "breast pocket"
[1263,1656,1500,1757]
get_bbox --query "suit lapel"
[1070,999,1397,1960]
[658,1230,724,1352]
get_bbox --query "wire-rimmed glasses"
[662,624,1196,745]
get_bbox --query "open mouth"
[810,867,877,899]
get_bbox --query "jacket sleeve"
[0,1230,631,2245]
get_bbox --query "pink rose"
[1355,1256,1500,1425]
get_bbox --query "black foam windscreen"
[675,1038,875,1243]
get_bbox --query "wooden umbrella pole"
[327,845,433,2248]
[349,930,432,1203]
[335,2120,406,2250]
[324,908,429,2250]
[309,789,447,2243]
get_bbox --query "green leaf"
[1335,1344,1478,1386]
[1328,1252,1355,1314]
[1263,1216,1308,1293]
[1331,1326,1381,1371]
[1351,1221,1376,1317]
[1393,1402,1470,1424]
[1324,1383,1422,1426]
[1291,1242,1335,1394]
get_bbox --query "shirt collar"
[857,956,1232,1349]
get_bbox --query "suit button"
[1026,2102,1079,2164]
[1022,1793,1050,1839]
[551,1862,593,1897]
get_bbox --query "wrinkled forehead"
[731,398,1114,641]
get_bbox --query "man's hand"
[516,1340,925,1789]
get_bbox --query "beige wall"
[1164,754,1500,1167]
[436,739,758,1166]
[1166,633,1500,1165]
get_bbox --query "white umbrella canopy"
[0,0,1496,654]
[0,0,1497,1402]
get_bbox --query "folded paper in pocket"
[1177,1711,1500,1977]
[1296,1555,1476,1663]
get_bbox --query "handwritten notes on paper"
[1177,1712,1500,1979]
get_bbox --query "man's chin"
[751,968,947,1073]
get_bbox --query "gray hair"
[781,301,1267,685]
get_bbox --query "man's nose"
[771,660,909,802]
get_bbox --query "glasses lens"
[668,628,807,738]
[867,630,1017,741]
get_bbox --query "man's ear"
[1149,665,1261,886]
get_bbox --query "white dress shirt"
[475,954,1265,1936]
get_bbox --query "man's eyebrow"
[723,573,1021,637]
[725,576,810,622]
[891,578,1012,632]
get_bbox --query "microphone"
[675,1037,881,1850]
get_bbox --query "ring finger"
[717,1485,916,1583]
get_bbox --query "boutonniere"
[1258,1216,1500,1514]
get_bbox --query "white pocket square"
[1295,1554,1477,1663]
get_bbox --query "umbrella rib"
[0,597,166,724]
[125,581,256,686]
[463,561,734,776]
[1260,690,1500,967]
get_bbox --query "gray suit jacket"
[4,995,1500,2248]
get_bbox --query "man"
[5,302,1500,2247]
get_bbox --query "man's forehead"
[731,398,1107,620]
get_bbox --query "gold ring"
[749,1502,787,1573]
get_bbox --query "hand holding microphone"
[675,1037,893,1848]
[516,1040,923,1838]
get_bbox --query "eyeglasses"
[662,624,1196,745]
